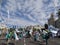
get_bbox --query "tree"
[57,9,60,16]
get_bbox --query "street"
[0,36,60,45]
[15,37,60,45]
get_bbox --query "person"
[36,30,40,41]
[19,32,23,39]
[42,24,51,45]
[33,31,36,41]
[10,31,15,40]
[27,30,31,38]
[6,33,10,41]
[29,28,33,37]
[33,30,40,41]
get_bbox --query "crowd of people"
[23,24,51,42]
[0,24,51,45]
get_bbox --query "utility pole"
[0,0,2,27]
[54,0,58,15]
[7,9,10,28]
[0,0,2,18]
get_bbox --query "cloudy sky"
[0,0,60,27]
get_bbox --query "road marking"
[24,38,26,45]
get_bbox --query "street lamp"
[0,0,2,15]
[0,0,2,27]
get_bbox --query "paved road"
[15,37,60,45]
[0,36,60,45]
[15,38,41,45]
[48,38,60,45]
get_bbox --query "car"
[57,30,60,38]
[0,30,2,36]
[49,25,59,37]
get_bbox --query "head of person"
[44,24,48,29]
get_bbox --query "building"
[48,13,55,26]
[48,12,60,29]
[55,10,60,29]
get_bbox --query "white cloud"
[5,18,38,26]
[27,14,36,21]
[5,0,16,12]
[1,0,60,26]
